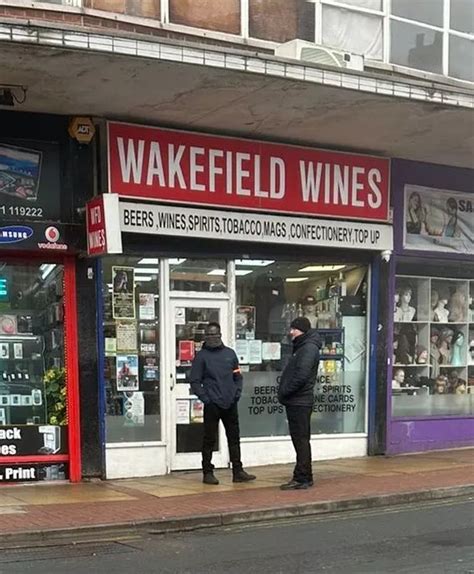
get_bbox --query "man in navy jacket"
[190,322,256,485]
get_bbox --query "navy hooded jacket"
[189,343,243,409]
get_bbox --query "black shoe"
[232,469,257,483]
[203,473,219,485]
[280,479,313,490]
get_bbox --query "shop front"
[0,112,85,483]
[91,121,393,479]
[388,159,474,454]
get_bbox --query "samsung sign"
[0,226,33,244]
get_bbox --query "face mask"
[205,334,222,348]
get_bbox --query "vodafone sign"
[107,122,390,222]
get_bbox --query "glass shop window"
[392,274,473,418]
[235,259,369,437]
[102,257,161,442]
[169,259,228,293]
[0,261,67,480]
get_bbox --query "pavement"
[0,448,473,545]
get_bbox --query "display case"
[0,333,47,426]
[393,275,473,416]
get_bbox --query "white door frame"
[161,255,235,471]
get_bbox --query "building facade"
[0,110,94,482]
[388,159,473,454]
[0,0,472,480]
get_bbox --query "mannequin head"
[431,289,439,310]
[396,334,413,364]
[439,327,454,347]
[416,346,428,364]
[449,289,467,322]
[302,295,317,316]
[455,382,467,395]
[400,286,413,306]
[433,375,448,394]
[393,368,405,386]
[430,329,440,346]
[469,340,474,361]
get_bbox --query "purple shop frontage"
[387,159,474,454]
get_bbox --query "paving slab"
[0,449,472,544]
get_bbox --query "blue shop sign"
[0,225,33,244]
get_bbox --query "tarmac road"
[1,497,473,574]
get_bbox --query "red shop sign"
[107,122,390,222]
[86,194,123,256]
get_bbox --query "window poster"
[116,354,139,391]
[262,342,281,361]
[139,293,155,320]
[249,340,263,364]
[105,337,117,356]
[179,340,195,362]
[236,306,256,340]
[143,357,159,380]
[236,340,250,364]
[123,391,145,426]
[112,266,136,319]
[116,322,138,352]
[176,400,190,425]
[175,307,185,325]
[404,185,473,255]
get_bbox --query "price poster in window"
[112,266,136,319]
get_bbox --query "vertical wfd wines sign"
[107,122,390,222]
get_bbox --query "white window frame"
[315,0,473,82]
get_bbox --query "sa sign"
[68,117,95,144]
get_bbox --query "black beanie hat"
[290,317,311,334]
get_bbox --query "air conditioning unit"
[275,40,364,72]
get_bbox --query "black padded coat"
[278,329,321,407]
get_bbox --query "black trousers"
[202,402,242,474]
[286,405,313,483]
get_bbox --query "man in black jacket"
[190,322,256,485]
[278,317,321,490]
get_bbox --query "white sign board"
[119,202,393,251]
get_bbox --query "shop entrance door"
[169,299,229,471]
